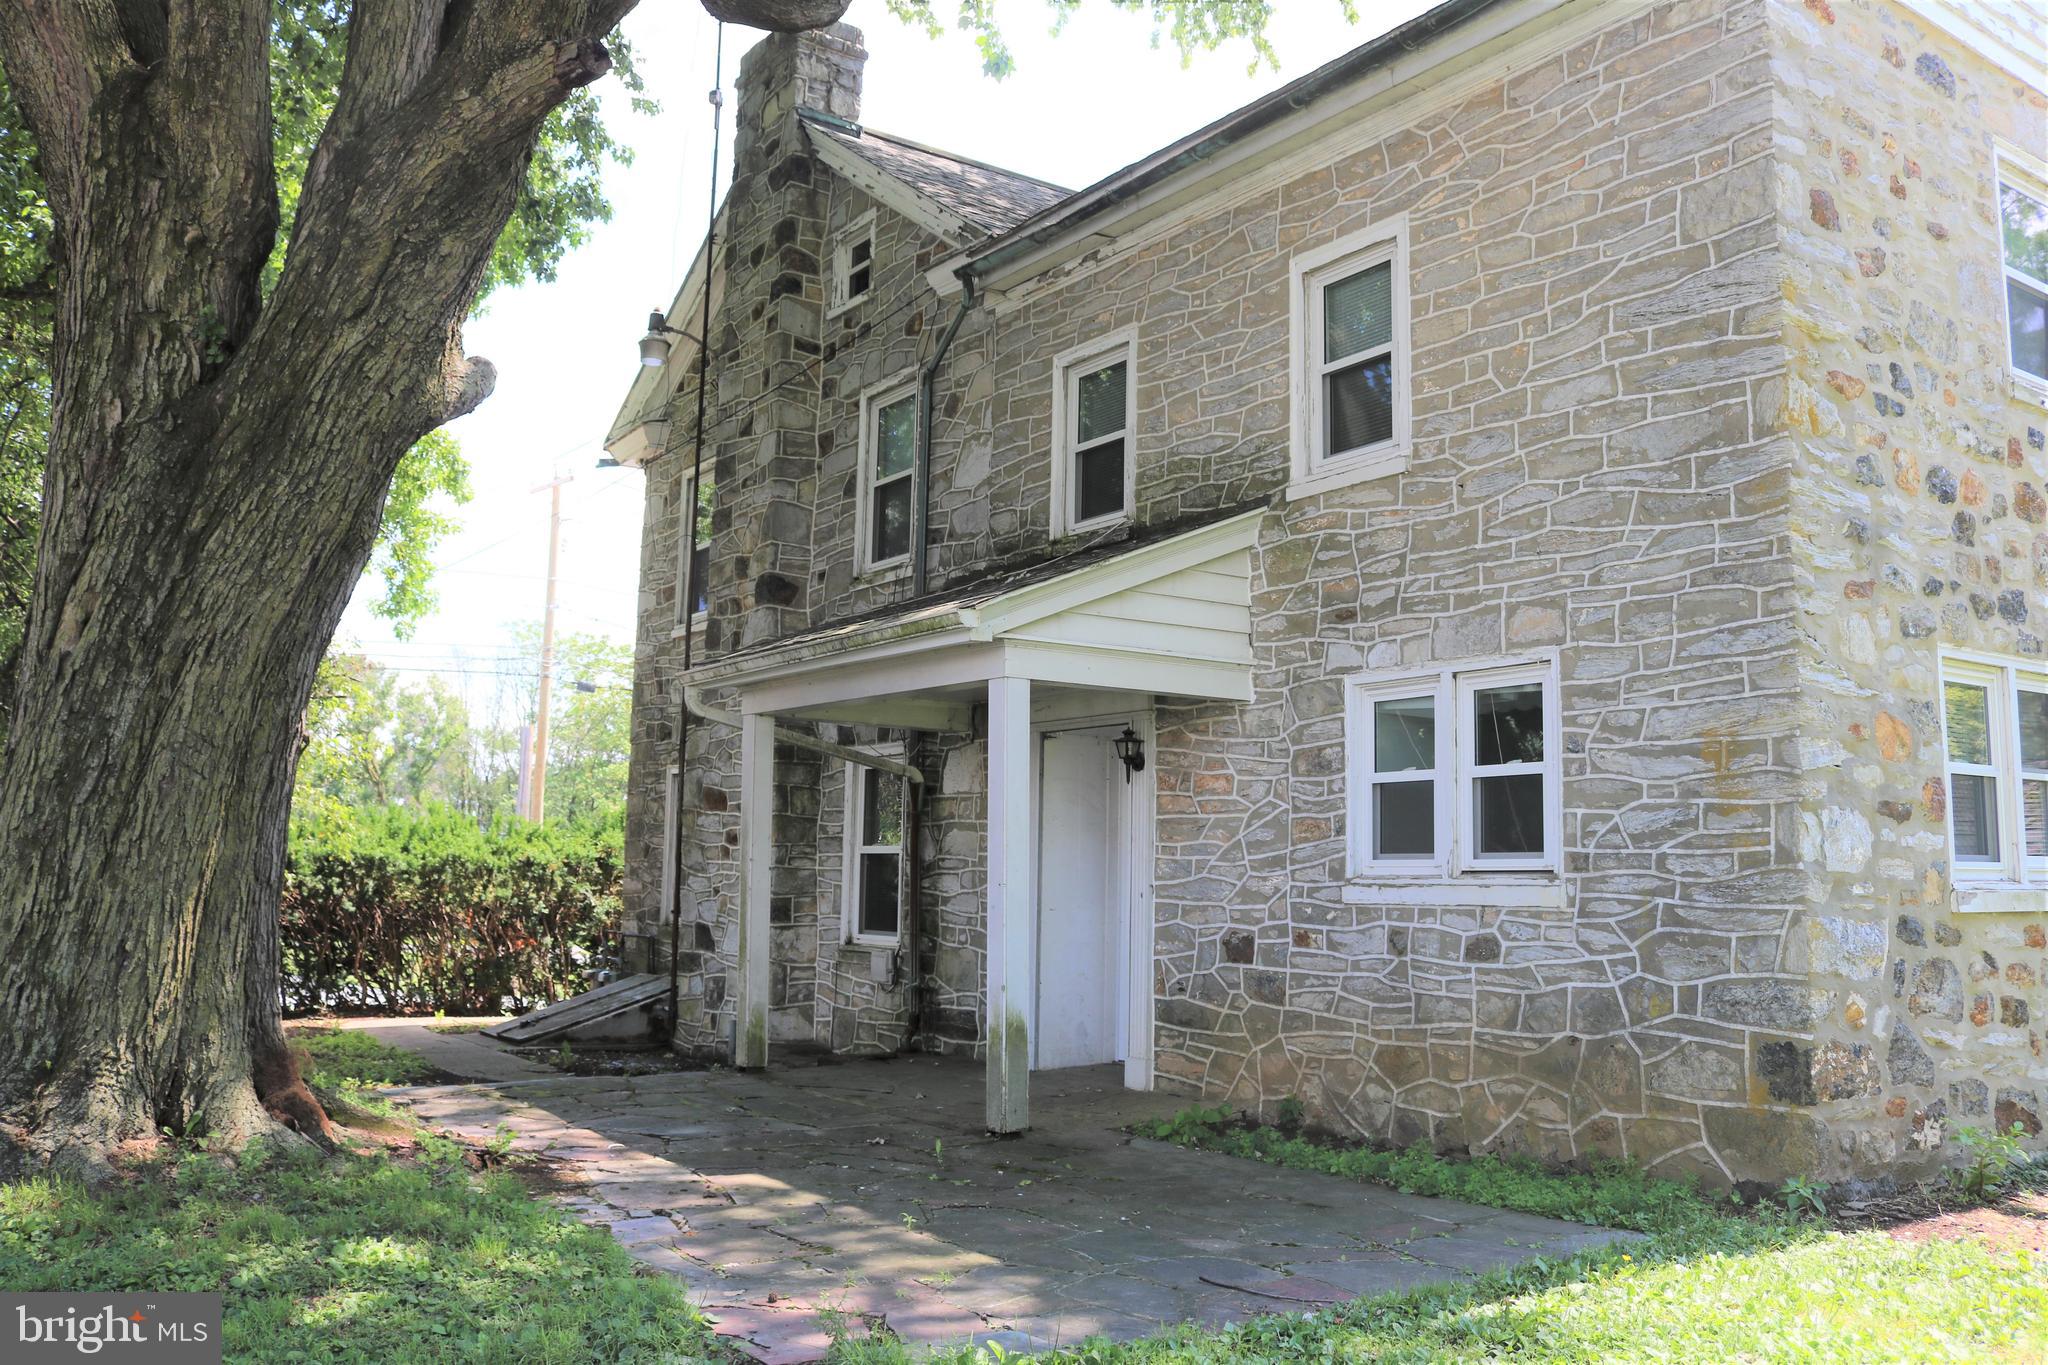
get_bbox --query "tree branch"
[700,0,852,30]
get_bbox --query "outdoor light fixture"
[1113,726,1146,783]
[637,309,704,368]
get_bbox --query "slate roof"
[800,111,1070,237]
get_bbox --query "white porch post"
[735,709,774,1069]
[985,675,1033,1133]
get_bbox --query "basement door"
[1034,728,1126,1070]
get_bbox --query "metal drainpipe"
[911,271,977,599]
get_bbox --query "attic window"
[831,209,877,318]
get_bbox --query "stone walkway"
[329,1016,560,1083]
[392,1056,1635,1364]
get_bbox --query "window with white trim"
[1345,659,1559,879]
[675,469,713,628]
[1051,332,1136,536]
[857,376,916,574]
[842,758,905,944]
[1941,654,2048,886]
[1999,154,2048,389]
[1289,219,1410,497]
[830,209,876,318]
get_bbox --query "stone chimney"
[710,24,868,649]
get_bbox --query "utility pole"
[528,473,571,822]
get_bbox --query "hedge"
[281,803,620,1016]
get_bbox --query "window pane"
[1075,438,1124,524]
[2002,181,2048,280]
[1951,772,1999,861]
[1944,680,1993,765]
[862,768,903,847]
[876,397,915,478]
[859,852,900,936]
[1076,360,1127,444]
[1323,262,1392,361]
[2026,780,2046,860]
[1325,354,1394,454]
[1374,780,1434,858]
[2010,277,2047,380]
[872,478,911,562]
[1373,696,1434,773]
[848,264,872,298]
[1475,774,1544,856]
[851,238,872,267]
[1474,683,1544,766]
[2022,690,2048,772]
[689,543,709,616]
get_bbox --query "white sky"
[336,0,1435,720]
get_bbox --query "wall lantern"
[638,309,704,368]
[1113,726,1146,783]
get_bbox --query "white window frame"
[855,372,918,577]
[828,208,877,319]
[1288,215,1411,500]
[674,467,711,633]
[1049,329,1138,538]
[840,747,905,947]
[1995,146,2048,404]
[1939,651,2048,904]
[1343,655,1560,882]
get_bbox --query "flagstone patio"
[392,1055,1636,1364]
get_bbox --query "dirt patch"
[1880,1188,2048,1254]
[512,1046,716,1078]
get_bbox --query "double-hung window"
[843,758,905,944]
[1998,152,2048,392]
[1345,659,1559,879]
[675,470,713,628]
[858,377,917,574]
[1051,332,1136,536]
[1289,219,1409,498]
[1941,654,2048,896]
[830,209,876,318]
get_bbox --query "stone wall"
[1775,0,2047,1179]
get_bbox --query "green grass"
[1,1033,722,1363]
[826,1109,2048,1365]
[290,1026,445,1089]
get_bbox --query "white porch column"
[735,709,774,1070]
[985,676,1033,1133]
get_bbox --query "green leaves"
[882,0,1347,79]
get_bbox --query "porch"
[686,510,1267,1133]
[398,1055,1639,1362]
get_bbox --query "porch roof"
[686,507,1265,726]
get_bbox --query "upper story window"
[843,755,905,944]
[830,209,877,318]
[1289,217,1409,499]
[675,469,713,629]
[1345,657,1559,880]
[1941,653,2047,889]
[858,375,916,575]
[1999,153,2048,392]
[1051,331,1136,536]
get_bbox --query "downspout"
[911,270,977,599]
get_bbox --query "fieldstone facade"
[614,0,2046,1186]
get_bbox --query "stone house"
[602,0,2048,1186]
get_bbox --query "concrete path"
[392,1056,1636,1364]
[327,1016,562,1083]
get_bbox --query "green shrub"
[281,802,621,1015]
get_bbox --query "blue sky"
[335,0,1434,725]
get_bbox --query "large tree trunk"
[0,0,652,1178]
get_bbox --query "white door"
[1035,732,1121,1069]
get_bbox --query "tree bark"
[0,0,686,1177]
